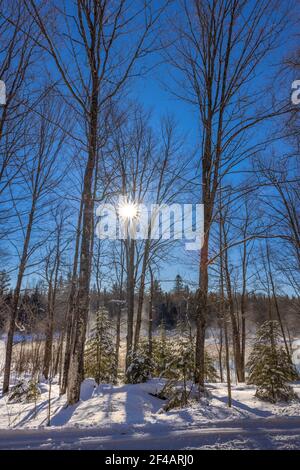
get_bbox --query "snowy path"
[1,416,300,449]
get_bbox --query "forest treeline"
[1,272,299,337]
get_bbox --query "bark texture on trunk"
[43,286,54,380]
[126,239,135,372]
[67,87,98,405]
[3,203,36,394]
[134,239,150,351]
[195,213,210,388]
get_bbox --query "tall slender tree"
[27,0,170,403]
[168,0,290,388]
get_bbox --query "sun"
[118,199,139,221]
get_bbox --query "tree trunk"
[115,305,121,376]
[224,306,232,408]
[3,203,35,394]
[43,286,54,379]
[126,239,135,372]
[60,200,83,395]
[67,86,98,405]
[223,225,244,382]
[148,268,154,359]
[266,242,292,360]
[218,316,224,382]
[133,240,150,351]
[240,240,247,377]
[195,222,209,389]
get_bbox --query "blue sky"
[126,1,299,290]
[2,0,299,294]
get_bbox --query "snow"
[1,337,300,449]
[0,415,300,449]
[2,378,300,431]
[0,377,300,449]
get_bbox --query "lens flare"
[118,200,139,220]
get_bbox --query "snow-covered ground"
[0,378,300,449]
[1,335,300,450]
[1,415,300,450]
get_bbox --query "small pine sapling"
[204,350,218,383]
[158,318,195,410]
[247,320,298,403]
[8,379,41,404]
[125,349,154,384]
[84,307,117,384]
[145,321,174,377]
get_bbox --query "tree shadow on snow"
[16,397,59,427]
[50,402,79,426]
[50,379,96,426]
[126,393,146,424]
[215,395,273,418]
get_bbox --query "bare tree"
[168,0,291,388]
[43,207,68,379]
[0,0,40,253]
[26,0,170,403]
[2,96,67,393]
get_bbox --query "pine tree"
[157,318,218,410]
[152,320,173,376]
[125,349,154,384]
[247,320,298,403]
[204,350,218,382]
[153,279,163,300]
[157,317,195,409]
[0,271,11,331]
[84,307,117,384]
[174,274,184,294]
[173,316,195,378]
[0,270,10,296]
[136,321,174,381]
[8,379,41,404]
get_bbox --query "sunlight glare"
[118,200,138,220]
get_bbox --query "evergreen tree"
[84,307,117,384]
[0,270,10,296]
[204,350,218,382]
[125,349,154,384]
[172,316,195,379]
[157,318,218,409]
[174,274,184,294]
[157,317,195,409]
[139,320,174,377]
[152,320,173,376]
[8,379,41,404]
[247,320,298,403]
[0,271,11,331]
[153,279,163,300]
